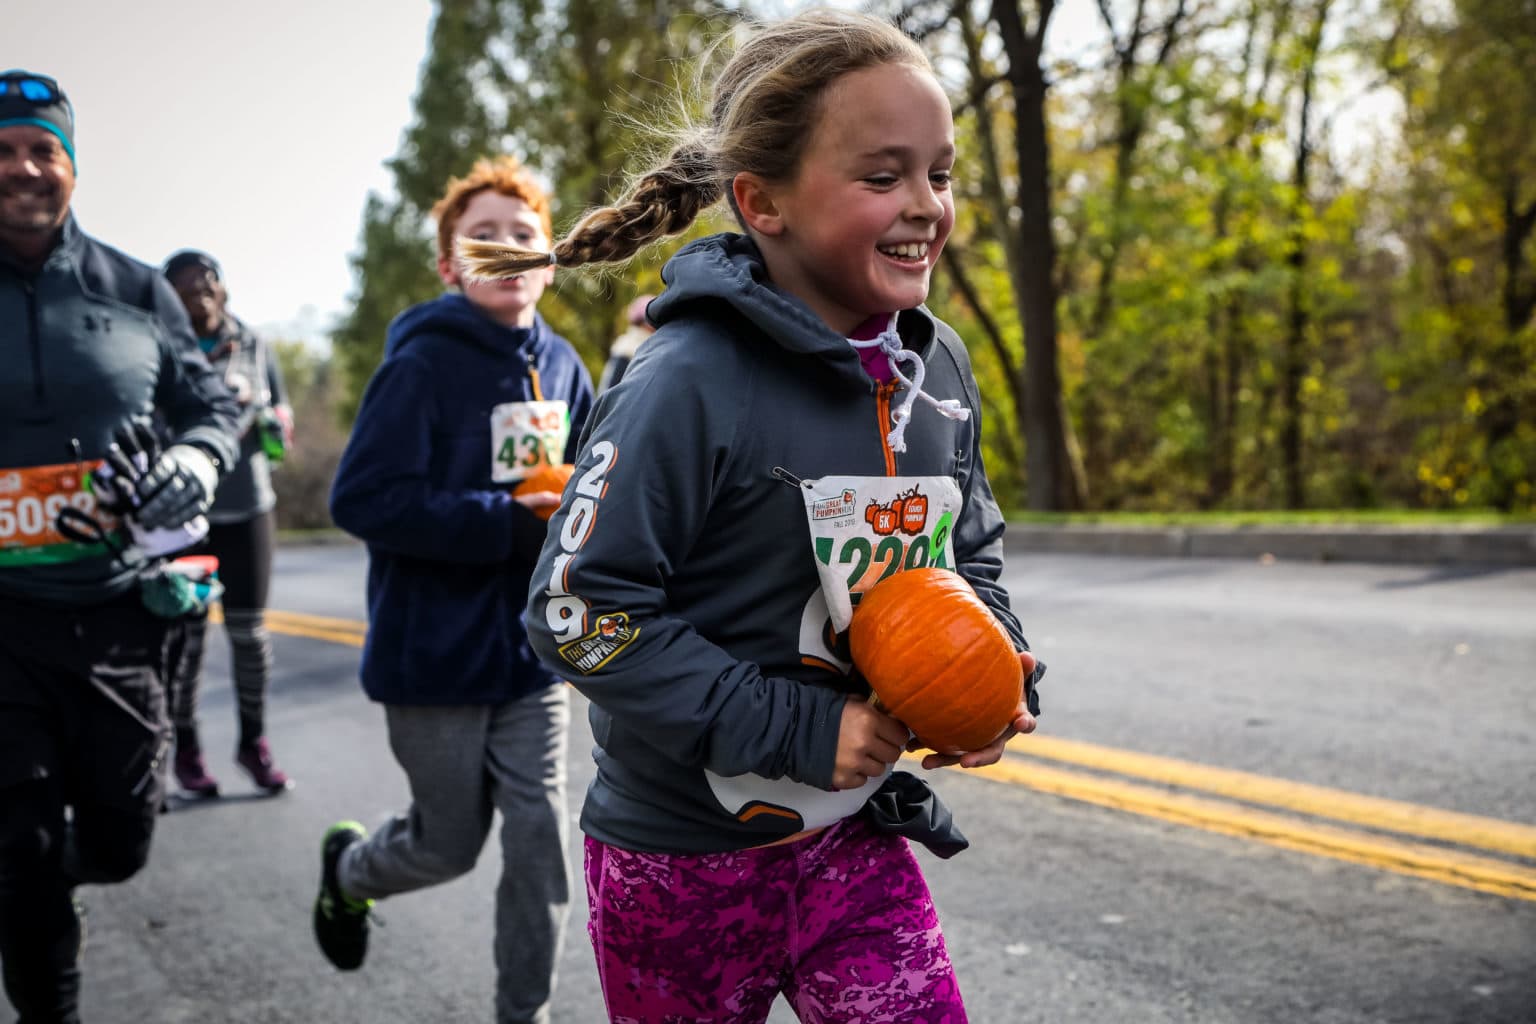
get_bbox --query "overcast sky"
[12,0,434,346]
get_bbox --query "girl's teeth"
[879,243,929,260]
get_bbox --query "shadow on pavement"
[1373,564,1524,590]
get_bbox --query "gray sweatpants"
[339,685,571,1024]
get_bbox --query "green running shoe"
[312,821,373,970]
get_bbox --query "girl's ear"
[732,173,785,237]
[437,253,461,289]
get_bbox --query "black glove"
[132,445,219,530]
[96,419,161,515]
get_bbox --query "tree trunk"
[1280,0,1330,509]
[992,0,1086,510]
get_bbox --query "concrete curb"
[1002,523,1536,567]
[275,529,356,546]
[281,525,1536,567]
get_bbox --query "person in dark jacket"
[457,13,1043,1023]
[595,293,654,394]
[0,69,239,1024]
[161,249,295,796]
[314,155,593,1024]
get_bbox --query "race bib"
[490,400,570,483]
[703,474,964,829]
[801,474,963,633]
[0,462,117,566]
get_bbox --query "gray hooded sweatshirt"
[525,233,1038,854]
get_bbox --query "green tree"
[270,340,347,529]
[332,0,735,422]
[896,0,1087,510]
[1377,0,1536,510]
[331,0,515,421]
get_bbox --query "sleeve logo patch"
[557,612,639,674]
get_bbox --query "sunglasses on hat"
[0,72,63,104]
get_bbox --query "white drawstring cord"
[848,316,970,452]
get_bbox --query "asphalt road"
[74,544,1536,1024]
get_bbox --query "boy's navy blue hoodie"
[331,293,594,705]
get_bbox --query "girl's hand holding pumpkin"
[832,698,909,791]
[912,702,1036,770]
[912,650,1039,771]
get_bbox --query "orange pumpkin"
[513,463,574,521]
[848,567,1022,753]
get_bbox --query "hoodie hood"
[384,291,551,361]
[647,233,937,393]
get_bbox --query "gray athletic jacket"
[199,314,287,524]
[524,233,1039,854]
[0,216,239,605]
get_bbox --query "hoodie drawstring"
[848,316,970,453]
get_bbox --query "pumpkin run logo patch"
[558,612,639,674]
[812,488,857,521]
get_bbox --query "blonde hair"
[459,9,930,279]
[432,155,554,266]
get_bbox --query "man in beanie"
[0,70,239,1022]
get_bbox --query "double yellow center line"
[259,608,366,647]
[257,608,1536,901]
[959,736,1536,902]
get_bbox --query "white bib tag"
[701,475,962,832]
[800,474,963,633]
[490,400,570,483]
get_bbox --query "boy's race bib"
[490,400,570,483]
[0,462,117,566]
[801,474,963,633]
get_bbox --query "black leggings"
[167,511,276,747]
[202,511,274,609]
[0,592,169,1023]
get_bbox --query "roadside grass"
[278,511,1534,544]
[1006,509,1536,528]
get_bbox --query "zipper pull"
[771,466,807,489]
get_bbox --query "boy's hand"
[512,490,561,516]
[832,698,908,791]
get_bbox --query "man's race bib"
[0,462,117,566]
[801,474,963,633]
[490,400,571,483]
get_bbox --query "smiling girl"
[462,12,1043,1023]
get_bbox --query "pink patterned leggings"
[583,816,968,1023]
